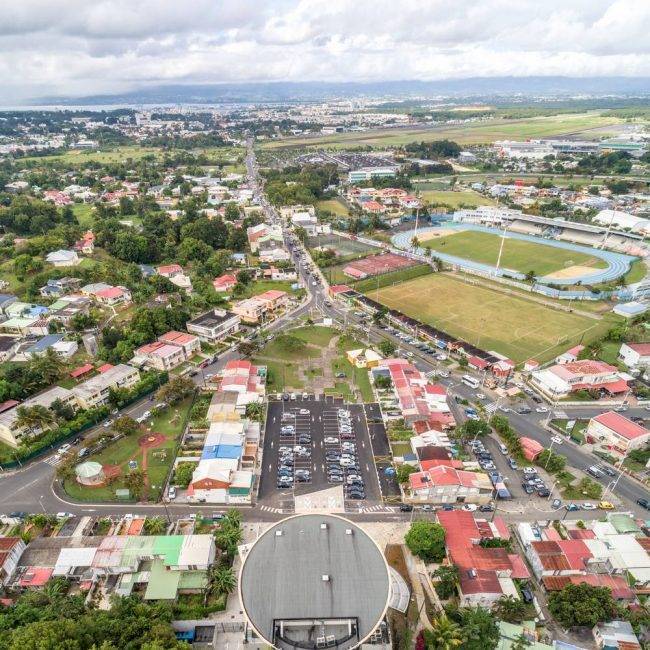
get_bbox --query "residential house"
[186,309,240,344]
[0,294,17,315]
[530,360,628,400]
[556,345,585,365]
[158,331,201,358]
[587,411,650,456]
[15,534,215,601]
[438,511,529,608]
[406,466,493,505]
[94,286,132,307]
[0,336,20,362]
[212,274,237,293]
[593,621,641,650]
[45,250,81,267]
[74,231,95,255]
[0,538,27,586]
[81,282,112,298]
[618,342,650,370]
[39,277,81,298]
[24,334,78,360]
[346,348,383,369]
[135,341,186,371]
[72,364,140,409]
[156,264,193,294]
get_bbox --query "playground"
[63,399,192,503]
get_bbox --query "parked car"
[580,503,597,510]
[461,504,477,512]
[598,501,615,510]
[478,504,494,512]
[168,486,177,500]
[399,504,414,512]
[565,503,579,511]
[550,436,563,445]
[636,498,650,510]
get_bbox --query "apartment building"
[0,386,78,447]
[135,341,186,371]
[186,308,240,344]
[72,364,140,409]
[587,411,650,456]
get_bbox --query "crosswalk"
[484,402,498,415]
[355,504,397,514]
[259,505,291,514]
[43,455,63,467]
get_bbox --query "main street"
[0,141,647,524]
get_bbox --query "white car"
[581,503,597,510]
[324,437,339,444]
[476,393,486,400]
[299,409,310,415]
[535,406,548,413]
[57,444,72,455]
[551,436,563,445]
[461,504,478,512]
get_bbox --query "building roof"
[159,330,197,346]
[240,515,390,650]
[95,286,127,299]
[592,411,650,441]
[70,363,94,378]
[623,342,650,356]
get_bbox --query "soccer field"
[372,273,615,363]
[421,230,607,277]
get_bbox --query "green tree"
[112,415,140,436]
[405,521,446,563]
[143,516,167,535]
[14,404,56,432]
[396,464,417,484]
[208,564,236,596]
[124,469,146,499]
[456,606,499,650]
[548,583,617,628]
[494,595,530,623]
[458,419,490,440]
[423,615,462,650]
[174,462,196,488]
[432,565,459,600]
[378,340,396,356]
[155,376,195,404]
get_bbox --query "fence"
[0,373,169,472]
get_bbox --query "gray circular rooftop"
[239,514,390,650]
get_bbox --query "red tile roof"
[592,411,650,441]
[96,286,126,299]
[18,567,53,587]
[625,342,650,355]
[70,363,93,378]
[469,356,490,369]
[97,363,114,373]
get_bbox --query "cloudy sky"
[1,0,649,102]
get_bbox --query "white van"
[499,444,508,455]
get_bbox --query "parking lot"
[259,396,383,511]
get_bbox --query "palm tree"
[424,615,462,650]
[143,516,167,535]
[15,405,56,432]
[31,348,62,384]
[411,235,421,250]
[215,525,243,553]
[209,564,236,595]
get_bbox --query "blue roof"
[27,334,64,353]
[201,444,242,460]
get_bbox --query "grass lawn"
[420,230,608,276]
[371,273,618,363]
[63,398,192,502]
[261,113,621,150]
[72,203,95,227]
[289,325,337,347]
[254,358,303,393]
[419,190,495,208]
[236,280,300,300]
[317,198,350,217]
[623,259,647,285]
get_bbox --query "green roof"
[178,570,208,590]
[497,622,552,650]
[121,535,184,567]
[144,559,181,600]
[608,513,641,534]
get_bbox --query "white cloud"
[0,0,648,101]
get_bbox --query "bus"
[461,374,480,389]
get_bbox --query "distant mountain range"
[34,77,650,106]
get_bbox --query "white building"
[72,364,140,409]
[593,210,650,234]
[587,411,650,456]
[618,342,650,370]
[46,250,81,267]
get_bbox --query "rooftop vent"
[322,574,330,582]
[275,530,283,537]
[345,528,353,535]
[321,523,328,530]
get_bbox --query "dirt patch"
[543,264,600,280]
[138,432,166,449]
[102,464,122,480]
[418,228,462,242]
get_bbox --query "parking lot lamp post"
[544,439,556,470]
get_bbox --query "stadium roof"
[239,514,390,650]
